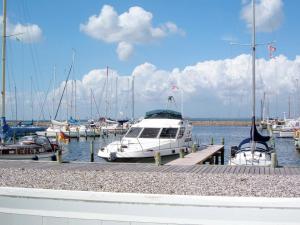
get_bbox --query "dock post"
[220,146,224,165]
[179,148,185,158]
[77,129,80,141]
[192,143,197,153]
[271,152,278,168]
[93,129,96,140]
[90,140,94,162]
[221,137,224,145]
[154,152,161,166]
[211,137,214,145]
[56,149,62,163]
[13,131,16,144]
[215,154,219,164]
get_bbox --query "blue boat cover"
[250,116,270,142]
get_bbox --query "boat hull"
[229,150,271,166]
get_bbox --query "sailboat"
[229,0,275,166]
[0,0,65,160]
[0,0,46,141]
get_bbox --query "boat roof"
[145,109,182,119]
[133,118,183,128]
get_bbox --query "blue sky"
[2,0,300,120]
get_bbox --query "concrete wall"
[0,187,300,225]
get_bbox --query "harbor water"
[63,126,300,166]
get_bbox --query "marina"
[1,0,300,224]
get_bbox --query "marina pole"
[1,0,6,123]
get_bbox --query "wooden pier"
[166,145,224,166]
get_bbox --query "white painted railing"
[0,187,299,225]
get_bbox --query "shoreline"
[191,120,252,126]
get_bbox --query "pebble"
[0,167,300,197]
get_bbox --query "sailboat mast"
[132,76,134,121]
[252,0,256,120]
[105,66,108,119]
[1,0,7,119]
[251,0,256,155]
[115,76,118,120]
[52,65,56,119]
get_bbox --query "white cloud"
[116,41,134,61]
[0,16,43,43]
[80,5,184,60]
[13,54,300,119]
[42,54,300,119]
[241,0,283,32]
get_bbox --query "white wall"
[0,187,300,225]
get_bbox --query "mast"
[132,75,134,121]
[288,95,291,119]
[115,76,118,120]
[105,66,108,119]
[52,65,56,119]
[14,85,17,122]
[1,0,7,121]
[74,80,76,120]
[90,89,92,119]
[30,76,33,120]
[251,0,256,155]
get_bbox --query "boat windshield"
[145,110,182,119]
[159,128,178,139]
[177,127,185,139]
[139,128,160,138]
[125,127,142,138]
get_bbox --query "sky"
[1,0,300,120]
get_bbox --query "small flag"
[58,131,69,143]
[268,45,276,58]
[171,84,178,91]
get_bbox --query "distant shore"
[191,120,252,126]
[9,120,253,127]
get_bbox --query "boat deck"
[0,160,299,175]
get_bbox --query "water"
[63,126,300,166]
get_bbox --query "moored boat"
[0,135,66,160]
[98,109,192,161]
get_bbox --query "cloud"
[0,16,43,43]
[80,5,184,60]
[241,0,283,32]
[41,54,300,119]
[116,41,134,61]
[11,54,300,119]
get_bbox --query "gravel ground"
[0,167,300,197]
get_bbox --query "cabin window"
[139,128,160,138]
[177,127,185,139]
[125,128,142,138]
[159,128,178,139]
[35,137,48,146]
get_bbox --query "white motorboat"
[98,109,192,161]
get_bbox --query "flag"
[268,45,276,58]
[58,131,69,143]
[171,84,179,91]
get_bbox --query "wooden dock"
[0,160,299,175]
[166,145,224,166]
